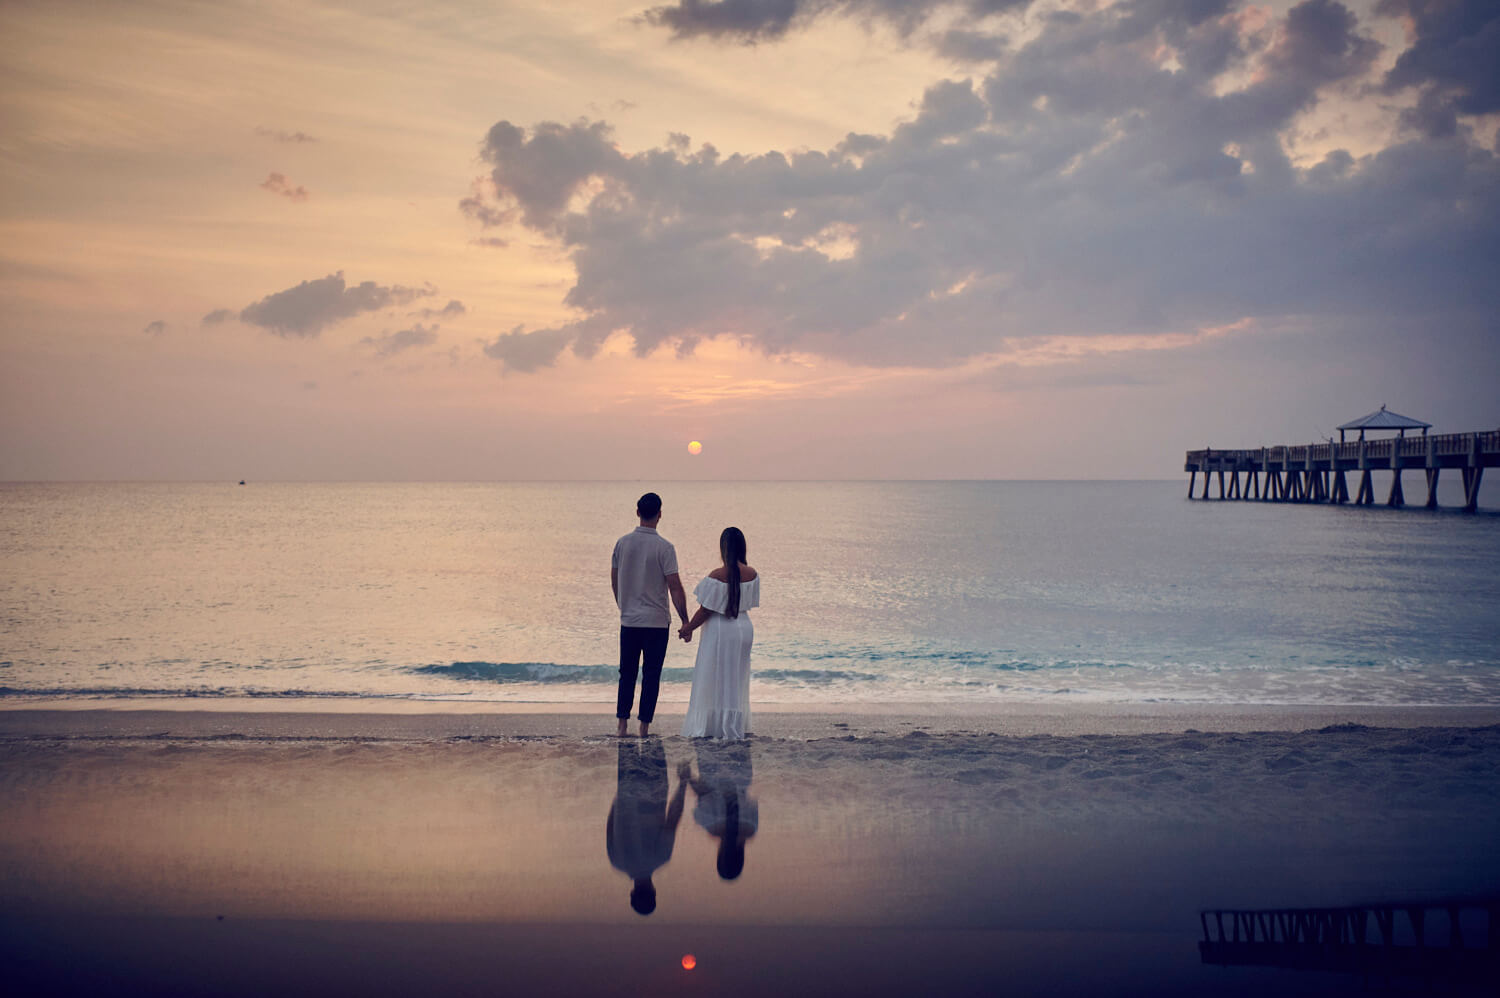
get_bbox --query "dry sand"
[3,706,1498,996]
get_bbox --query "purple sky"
[1,0,1496,480]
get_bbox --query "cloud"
[361,323,439,357]
[260,172,310,201]
[642,0,807,41]
[236,271,435,338]
[482,324,581,373]
[201,308,236,326]
[935,27,1010,64]
[588,98,640,114]
[256,127,317,143]
[639,0,1033,43]
[464,0,1497,374]
[1378,0,1500,137]
[411,299,467,319]
[142,319,167,335]
[467,119,622,230]
[1264,0,1381,91]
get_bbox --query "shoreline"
[4,701,1500,739]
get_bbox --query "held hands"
[678,623,693,643]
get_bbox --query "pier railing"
[1184,429,1498,511]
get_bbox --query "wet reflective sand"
[3,711,1498,996]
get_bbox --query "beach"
[4,481,1499,994]
[4,704,1499,996]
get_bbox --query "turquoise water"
[2,481,1497,705]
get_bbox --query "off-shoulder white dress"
[681,574,760,740]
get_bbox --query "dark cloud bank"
[1378,0,1500,137]
[467,0,1499,373]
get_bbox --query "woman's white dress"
[681,574,759,739]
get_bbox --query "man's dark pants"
[617,626,669,723]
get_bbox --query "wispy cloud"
[638,0,1034,44]
[234,272,435,338]
[410,299,466,320]
[260,172,310,201]
[255,127,318,144]
[360,323,439,357]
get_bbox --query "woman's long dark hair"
[720,527,747,619]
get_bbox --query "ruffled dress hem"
[682,707,749,740]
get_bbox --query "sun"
[687,440,703,455]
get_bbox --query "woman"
[678,527,758,739]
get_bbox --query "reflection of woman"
[679,527,759,740]
[685,740,758,880]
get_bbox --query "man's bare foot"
[617,719,628,738]
[639,721,651,738]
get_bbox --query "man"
[611,491,690,737]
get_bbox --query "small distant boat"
[238,480,246,485]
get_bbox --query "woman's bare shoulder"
[741,565,758,581]
[708,567,728,582]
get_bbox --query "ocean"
[2,481,1497,707]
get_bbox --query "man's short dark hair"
[637,492,662,519]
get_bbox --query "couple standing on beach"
[611,491,759,740]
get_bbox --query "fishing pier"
[1184,407,1498,512]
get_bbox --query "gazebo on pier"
[1337,405,1431,443]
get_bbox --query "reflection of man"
[611,491,690,738]
[606,738,688,916]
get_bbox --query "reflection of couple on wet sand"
[606,739,758,915]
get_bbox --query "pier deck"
[1184,430,1500,511]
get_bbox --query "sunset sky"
[1,0,1495,480]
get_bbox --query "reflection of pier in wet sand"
[1199,898,1500,984]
